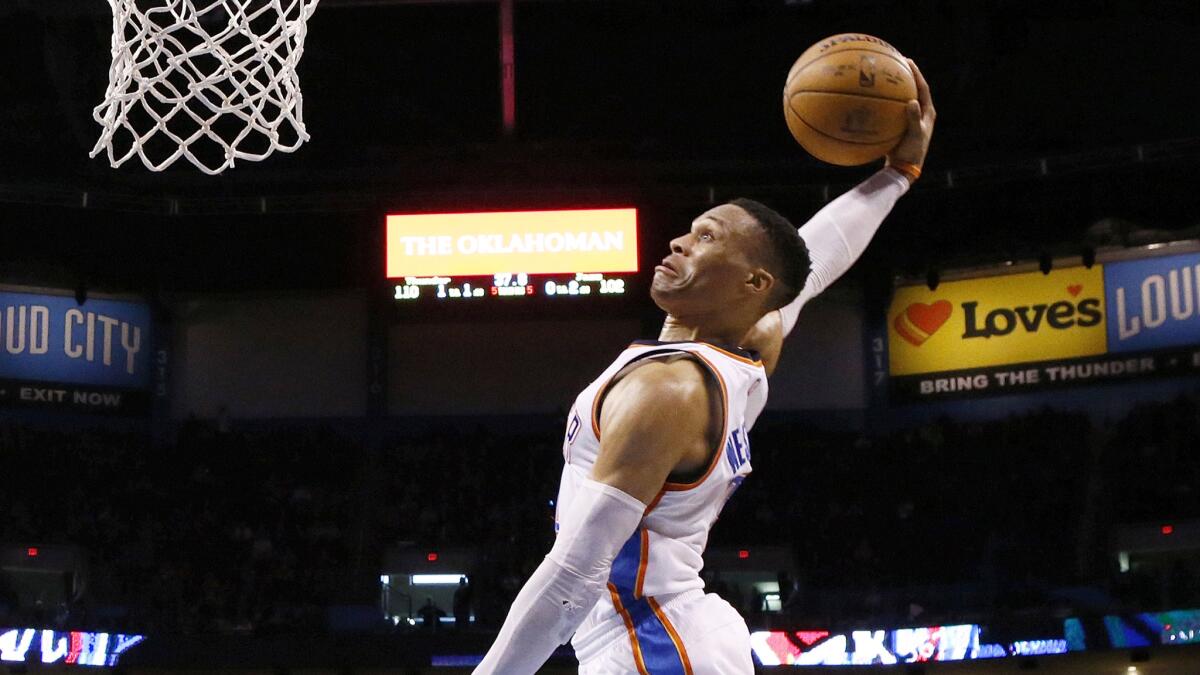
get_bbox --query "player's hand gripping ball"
[784,34,929,167]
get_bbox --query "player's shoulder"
[600,356,715,451]
[613,356,710,406]
[739,311,783,376]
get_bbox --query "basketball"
[783,34,917,166]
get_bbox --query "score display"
[393,272,627,301]
[386,208,638,303]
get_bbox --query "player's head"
[651,199,810,322]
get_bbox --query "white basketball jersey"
[555,339,768,649]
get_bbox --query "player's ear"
[746,267,775,296]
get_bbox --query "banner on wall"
[386,209,638,277]
[1105,252,1200,353]
[1064,607,1200,651]
[0,289,153,414]
[747,624,1069,666]
[885,250,1200,402]
[0,628,144,666]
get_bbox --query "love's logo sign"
[887,266,1108,377]
[893,300,952,347]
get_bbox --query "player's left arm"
[744,59,936,376]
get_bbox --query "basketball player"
[476,60,935,674]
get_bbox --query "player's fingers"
[908,58,928,93]
[906,100,921,128]
[908,58,933,111]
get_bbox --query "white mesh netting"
[90,0,320,175]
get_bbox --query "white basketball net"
[91,0,320,175]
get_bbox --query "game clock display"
[392,272,627,302]
[386,208,638,304]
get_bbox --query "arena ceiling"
[1,0,1198,294]
[3,0,1198,188]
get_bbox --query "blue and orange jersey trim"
[608,528,694,675]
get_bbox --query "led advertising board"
[0,288,153,414]
[884,249,1200,402]
[385,208,638,302]
[0,628,144,667]
[1105,252,1200,353]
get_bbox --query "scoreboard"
[385,208,639,303]
[392,272,628,301]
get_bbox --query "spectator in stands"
[417,597,445,629]
[4,390,1200,635]
[453,576,472,630]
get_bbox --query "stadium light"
[411,574,466,586]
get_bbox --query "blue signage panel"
[1104,252,1200,354]
[0,291,152,389]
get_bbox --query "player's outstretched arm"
[739,168,910,376]
[743,59,935,374]
[474,360,713,674]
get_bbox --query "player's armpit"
[591,359,714,504]
[741,309,785,376]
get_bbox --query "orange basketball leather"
[783,34,916,166]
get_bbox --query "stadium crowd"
[2,389,1199,635]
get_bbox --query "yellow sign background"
[386,209,638,277]
[888,266,1108,375]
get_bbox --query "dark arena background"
[3,0,1200,673]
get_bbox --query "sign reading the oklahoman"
[385,209,638,278]
[885,251,1200,402]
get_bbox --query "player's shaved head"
[727,198,810,311]
[651,200,809,327]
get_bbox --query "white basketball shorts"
[573,589,753,675]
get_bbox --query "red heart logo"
[894,300,952,346]
[1067,284,1082,297]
